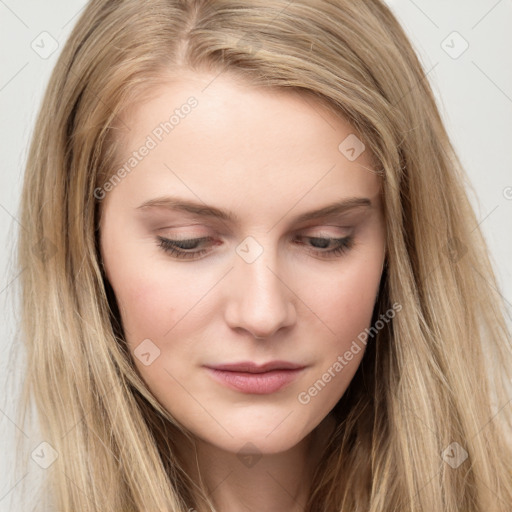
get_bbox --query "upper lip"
[206,361,305,373]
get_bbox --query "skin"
[99,70,386,512]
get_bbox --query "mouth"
[204,361,306,394]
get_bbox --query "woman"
[15,0,512,510]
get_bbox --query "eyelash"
[156,235,355,261]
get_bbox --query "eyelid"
[156,233,355,261]
[155,225,354,249]
[158,222,353,235]
[298,225,352,235]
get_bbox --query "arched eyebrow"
[136,195,372,224]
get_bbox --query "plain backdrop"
[1,1,511,510]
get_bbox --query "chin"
[208,430,307,456]
[188,410,317,456]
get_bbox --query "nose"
[224,243,296,339]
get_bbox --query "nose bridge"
[225,235,295,338]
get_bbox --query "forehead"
[106,71,381,219]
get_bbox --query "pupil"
[177,239,200,250]
[309,237,329,249]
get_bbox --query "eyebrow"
[136,195,373,224]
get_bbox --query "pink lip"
[204,361,306,394]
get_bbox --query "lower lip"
[205,368,305,394]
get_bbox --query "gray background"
[1,1,511,509]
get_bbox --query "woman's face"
[99,71,386,455]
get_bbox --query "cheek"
[109,270,194,396]
[107,260,216,380]
[306,254,382,343]
[292,256,382,420]
[114,277,177,339]
[107,248,199,341]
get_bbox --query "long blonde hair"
[14,0,512,510]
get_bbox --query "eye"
[155,235,355,261]
[293,235,355,259]
[156,236,211,260]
